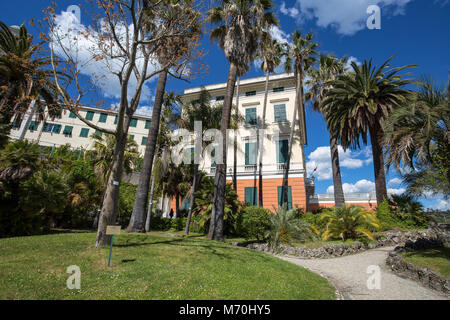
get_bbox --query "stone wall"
[386,237,450,295]
[234,224,450,260]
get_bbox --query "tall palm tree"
[206,0,278,240]
[0,22,68,130]
[323,57,416,204]
[383,79,450,197]
[282,31,318,208]
[256,36,285,207]
[305,55,347,207]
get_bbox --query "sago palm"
[306,54,347,207]
[207,0,278,240]
[323,57,416,204]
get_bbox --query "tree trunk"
[95,126,129,247]
[329,133,345,207]
[127,70,168,232]
[184,163,199,235]
[175,195,180,217]
[208,62,237,241]
[233,76,240,191]
[258,71,270,207]
[18,100,36,141]
[282,70,302,206]
[369,122,388,204]
[144,148,159,232]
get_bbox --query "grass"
[399,246,450,279]
[0,232,335,300]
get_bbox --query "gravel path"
[278,246,448,300]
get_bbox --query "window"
[12,116,22,129]
[28,121,39,131]
[141,136,147,145]
[277,186,293,210]
[129,134,135,141]
[43,123,61,134]
[245,107,257,125]
[215,95,225,101]
[114,115,118,124]
[95,129,103,137]
[80,128,89,138]
[85,111,94,121]
[182,199,191,211]
[273,87,284,92]
[63,126,73,137]
[245,91,256,96]
[130,118,138,127]
[211,146,218,167]
[274,104,287,122]
[145,120,151,129]
[277,139,289,163]
[69,112,77,119]
[244,187,258,205]
[99,113,108,123]
[245,142,257,166]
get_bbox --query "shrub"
[238,206,271,241]
[320,206,381,241]
[267,205,317,248]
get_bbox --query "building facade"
[9,106,152,155]
[179,73,311,212]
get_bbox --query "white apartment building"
[9,106,153,155]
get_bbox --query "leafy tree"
[238,205,271,240]
[320,206,380,241]
[207,0,278,240]
[323,57,416,204]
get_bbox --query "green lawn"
[400,246,450,279]
[0,232,335,300]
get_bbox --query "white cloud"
[280,0,413,35]
[136,105,153,117]
[388,187,406,195]
[344,56,362,71]
[306,146,372,181]
[431,199,450,211]
[326,179,405,195]
[388,178,403,187]
[51,11,156,105]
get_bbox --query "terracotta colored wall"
[309,202,377,211]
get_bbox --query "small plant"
[266,205,316,248]
[238,206,271,241]
[320,206,380,241]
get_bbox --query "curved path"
[278,246,448,300]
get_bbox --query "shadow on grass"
[402,246,450,259]
[46,228,95,235]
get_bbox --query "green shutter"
[114,115,118,124]
[274,104,286,122]
[211,146,217,167]
[29,121,38,131]
[99,113,108,123]
[63,126,73,135]
[145,120,151,129]
[277,139,289,163]
[42,123,49,132]
[130,118,138,127]
[129,134,135,141]
[277,186,292,210]
[80,128,89,137]
[85,111,94,120]
[95,129,103,137]
[54,124,62,134]
[69,112,76,119]
[245,108,257,125]
[245,142,257,165]
[244,187,258,205]
[141,136,147,145]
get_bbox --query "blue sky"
[2,0,450,209]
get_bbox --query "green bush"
[238,206,271,241]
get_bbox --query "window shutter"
[277,186,292,209]
[54,124,62,134]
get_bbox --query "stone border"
[233,225,450,260]
[386,240,449,296]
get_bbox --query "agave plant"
[319,206,381,241]
[266,205,316,248]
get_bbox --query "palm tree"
[305,55,347,207]
[256,36,285,207]
[282,31,318,208]
[383,79,450,197]
[323,57,416,204]
[206,0,278,240]
[127,1,202,233]
[0,22,67,132]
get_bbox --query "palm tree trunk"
[127,70,168,233]
[144,147,159,232]
[369,122,388,204]
[233,76,240,191]
[208,62,237,240]
[184,163,199,235]
[258,71,270,207]
[329,133,345,207]
[18,100,36,141]
[175,195,180,217]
